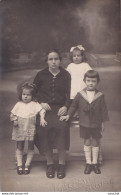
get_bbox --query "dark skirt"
[79,126,102,139]
[34,105,70,154]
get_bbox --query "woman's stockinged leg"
[45,149,55,178]
[25,141,34,167]
[45,149,54,165]
[58,149,66,165]
[57,149,66,179]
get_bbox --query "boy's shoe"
[17,166,23,175]
[23,166,30,175]
[84,164,92,174]
[57,164,65,179]
[46,164,55,178]
[92,164,101,174]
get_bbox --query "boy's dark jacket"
[68,88,109,128]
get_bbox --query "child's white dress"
[67,62,92,99]
[10,101,42,141]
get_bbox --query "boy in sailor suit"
[60,70,109,174]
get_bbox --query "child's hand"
[59,115,70,121]
[40,119,48,127]
[13,120,18,127]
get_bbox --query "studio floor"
[0,63,121,192]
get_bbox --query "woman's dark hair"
[70,47,87,62]
[45,48,62,62]
[83,70,100,83]
[18,82,37,101]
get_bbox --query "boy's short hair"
[83,70,100,83]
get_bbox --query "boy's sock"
[16,149,23,166]
[92,146,99,164]
[25,150,34,167]
[98,140,102,164]
[84,145,92,164]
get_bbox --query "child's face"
[85,77,98,91]
[47,52,60,70]
[72,50,82,64]
[22,88,32,103]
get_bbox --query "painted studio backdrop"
[0,0,120,71]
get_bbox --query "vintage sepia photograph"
[0,0,121,193]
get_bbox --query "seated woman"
[33,49,71,179]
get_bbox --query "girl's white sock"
[84,145,92,164]
[92,146,99,164]
[25,150,34,167]
[16,149,23,166]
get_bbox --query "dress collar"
[46,66,66,77]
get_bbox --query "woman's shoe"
[46,164,55,178]
[93,164,101,174]
[17,166,23,175]
[84,164,92,174]
[23,166,30,175]
[57,164,65,179]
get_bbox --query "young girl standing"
[67,45,92,100]
[10,82,46,175]
[60,70,109,174]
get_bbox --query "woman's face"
[47,52,60,70]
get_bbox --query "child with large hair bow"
[67,45,92,100]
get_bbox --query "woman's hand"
[57,106,67,117]
[41,103,51,111]
[40,119,48,127]
[60,115,70,121]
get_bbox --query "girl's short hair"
[70,47,87,62]
[18,82,37,101]
[83,70,100,83]
[45,48,62,62]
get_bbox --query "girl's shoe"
[84,164,92,174]
[17,166,23,175]
[92,164,101,174]
[23,166,30,175]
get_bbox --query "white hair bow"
[70,45,85,52]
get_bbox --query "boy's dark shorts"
[79,126,102,139]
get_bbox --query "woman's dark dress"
[34,67,71,153]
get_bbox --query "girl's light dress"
[67,62,92,99]
[10,101,42,141]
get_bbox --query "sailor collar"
[79,88,103,103]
